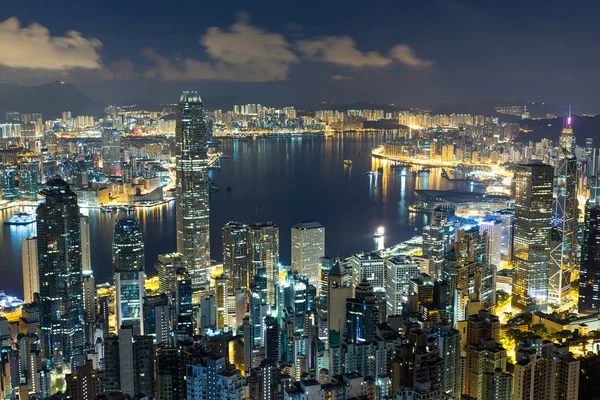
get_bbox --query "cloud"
[331,75,354,80]
[296,35,433,69]
[297,36,391,67]
[143,15,298,82]
[389,44,433,67]
[0,17,103,70]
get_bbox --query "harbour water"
[0,132,468,297]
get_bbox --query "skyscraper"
[579,205,600,314]
[291,222,325,293]
[113,215,145,334]
[80,215,91,273]
[549,118,578,305]
[248,222,279,306]
[101,129,121,176]
[175,91,210,289]
[511,163,554,312]
[385,255,420,317]
[21,237,39,304]
[222,221,250,293]
[36,177,85,365]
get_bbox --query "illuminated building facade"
[511,163,554,312]
[248,222,279,306]
[176,91,210,289]
[113,216,145,334]
[291,221,325,294]
[222,221,250,293]
[36,177,85,365]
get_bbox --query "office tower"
[486,209,515,261]
[264,316,280,362]
[479,218,502,269]
[579,205,600,314]
[21,237,39,304]
[36,177,85,365]
[175,267,193,336]
[291,221,325,293]
[385,255,420,317]
[81,271,96,346]
[175,91,210,289]
[327,262,353,337]
[157,252,185,297]
[101,129,121,176]
[511,163,554,312]
[143,294,171,345]
[215,276,229,330]
[549,120,578,305]
[222,222,250,293]
[422,206,456,279]
[513,337,579,400]
[248,222,279,306]
[345,281,378,344]
[350,251,385,290]
[113,216,145,334]
[102,328,156,397]
[80,215,91,272]
[156,346,190,400]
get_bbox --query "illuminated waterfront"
[0,132,471,296]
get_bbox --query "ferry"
[4,213,35,226]
[344,159,353,167]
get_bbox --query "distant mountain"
[0,81,101,120]
[517,114,600,145]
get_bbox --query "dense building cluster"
[0,94,594,400]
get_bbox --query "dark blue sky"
[2,0,600,111]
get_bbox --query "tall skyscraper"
[385,255,420,317]
[248,222,279,306]
[80,215,91,272]
[21,237,39,304]
[549,118,578,305]
[579,204,600,314]
[175,91,210,289]
[511,163,554,312]
[113,215,145,334]
[291,222,325,293]
[222,222,250,293]
[36,177,85,365]
[101,129,121,176]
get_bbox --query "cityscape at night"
[2,1,600,399]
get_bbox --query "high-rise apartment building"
[350,252,385,290]
[36,177,85,365]
[113,215,145,334]
[511,163,554,312]
[385,255,420,317]
[175,91,210,289]
[291,221,325,293]
[101,129,121,176]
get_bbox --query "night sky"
[1,0,600,110]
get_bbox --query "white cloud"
[143,15,299,82]
[297,36,433,69]
[331,74,354,80]
[297,36,391,67]
[389,44,433,67]
[0,17,103,70]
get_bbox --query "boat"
[344,159,353,167]
[4,213,35,226]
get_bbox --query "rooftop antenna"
[567,105,572,126]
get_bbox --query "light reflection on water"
[0,132,472,296]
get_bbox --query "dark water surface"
[0,132,466,297]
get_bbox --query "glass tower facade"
[36,177,85,365]
[511,163,554,312]
[113,216,145,334]
[175,91,210,289]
